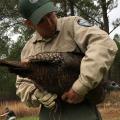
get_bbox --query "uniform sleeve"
[16,37,41,107]
[16,76,40,107]
[72,17,118,96]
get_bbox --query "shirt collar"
[32,18,62,44]
[56,18,61,32]
[32,32,42,44]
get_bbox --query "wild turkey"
[0,52,105,104]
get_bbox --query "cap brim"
[30,2,57,25]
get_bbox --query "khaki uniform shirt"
[16,16,118,107]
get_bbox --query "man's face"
[26,12,57,38]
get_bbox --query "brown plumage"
[0,52,105,104]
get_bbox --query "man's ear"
[24,20,35,29]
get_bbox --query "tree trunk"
[62,0,67,16]
[100,0,109,33]
[68,0,74,16]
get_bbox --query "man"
[16,0,118,120]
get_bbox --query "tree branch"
[109,23,120,34]
[68,0,102,25]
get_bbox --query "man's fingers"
[41,94,57,105]
[38,94,57,109]
[34,89,57,109]
[39,93,52,102]
[62,89,85,104]
[44,101,56,109]
[61,92,68,101]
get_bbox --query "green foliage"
[0,0,19,20]
[110,37,120,84]
[18,116,39,120]
[0,0,120,100]
[0,0,33,100]
[114,34,120,42]
[0,25,32,101]
[54,0,119,34]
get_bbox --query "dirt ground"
[98,91,120,120]
[0,91,120,120]
[99,107,120,120]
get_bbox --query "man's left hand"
[61,89,84,104]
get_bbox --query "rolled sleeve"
[16,76,40,107]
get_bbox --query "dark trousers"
[39,100,102,120]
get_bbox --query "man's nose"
[45,16,52,26]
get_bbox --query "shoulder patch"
[77,18,92,27]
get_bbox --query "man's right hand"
[62,88,84,104]
[34,89,57,109]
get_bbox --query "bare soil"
[98,91,120,120]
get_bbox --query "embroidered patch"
[29,0,39,4]
[77,18,92,27]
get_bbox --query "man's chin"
[43,31,56,39]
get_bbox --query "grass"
[17,116,39,120]
[0,91,120,120]
[98,91,120,120]
[0,101,39,120]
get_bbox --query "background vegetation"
[0,101,39,119]
[0,0,120,105]
[0,92,120,120]
[0,0,120,119]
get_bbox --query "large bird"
[0,52,105,104]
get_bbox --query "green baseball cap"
[19,0,57,25]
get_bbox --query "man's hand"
[61,88,84,104]
[34,89,57,109]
